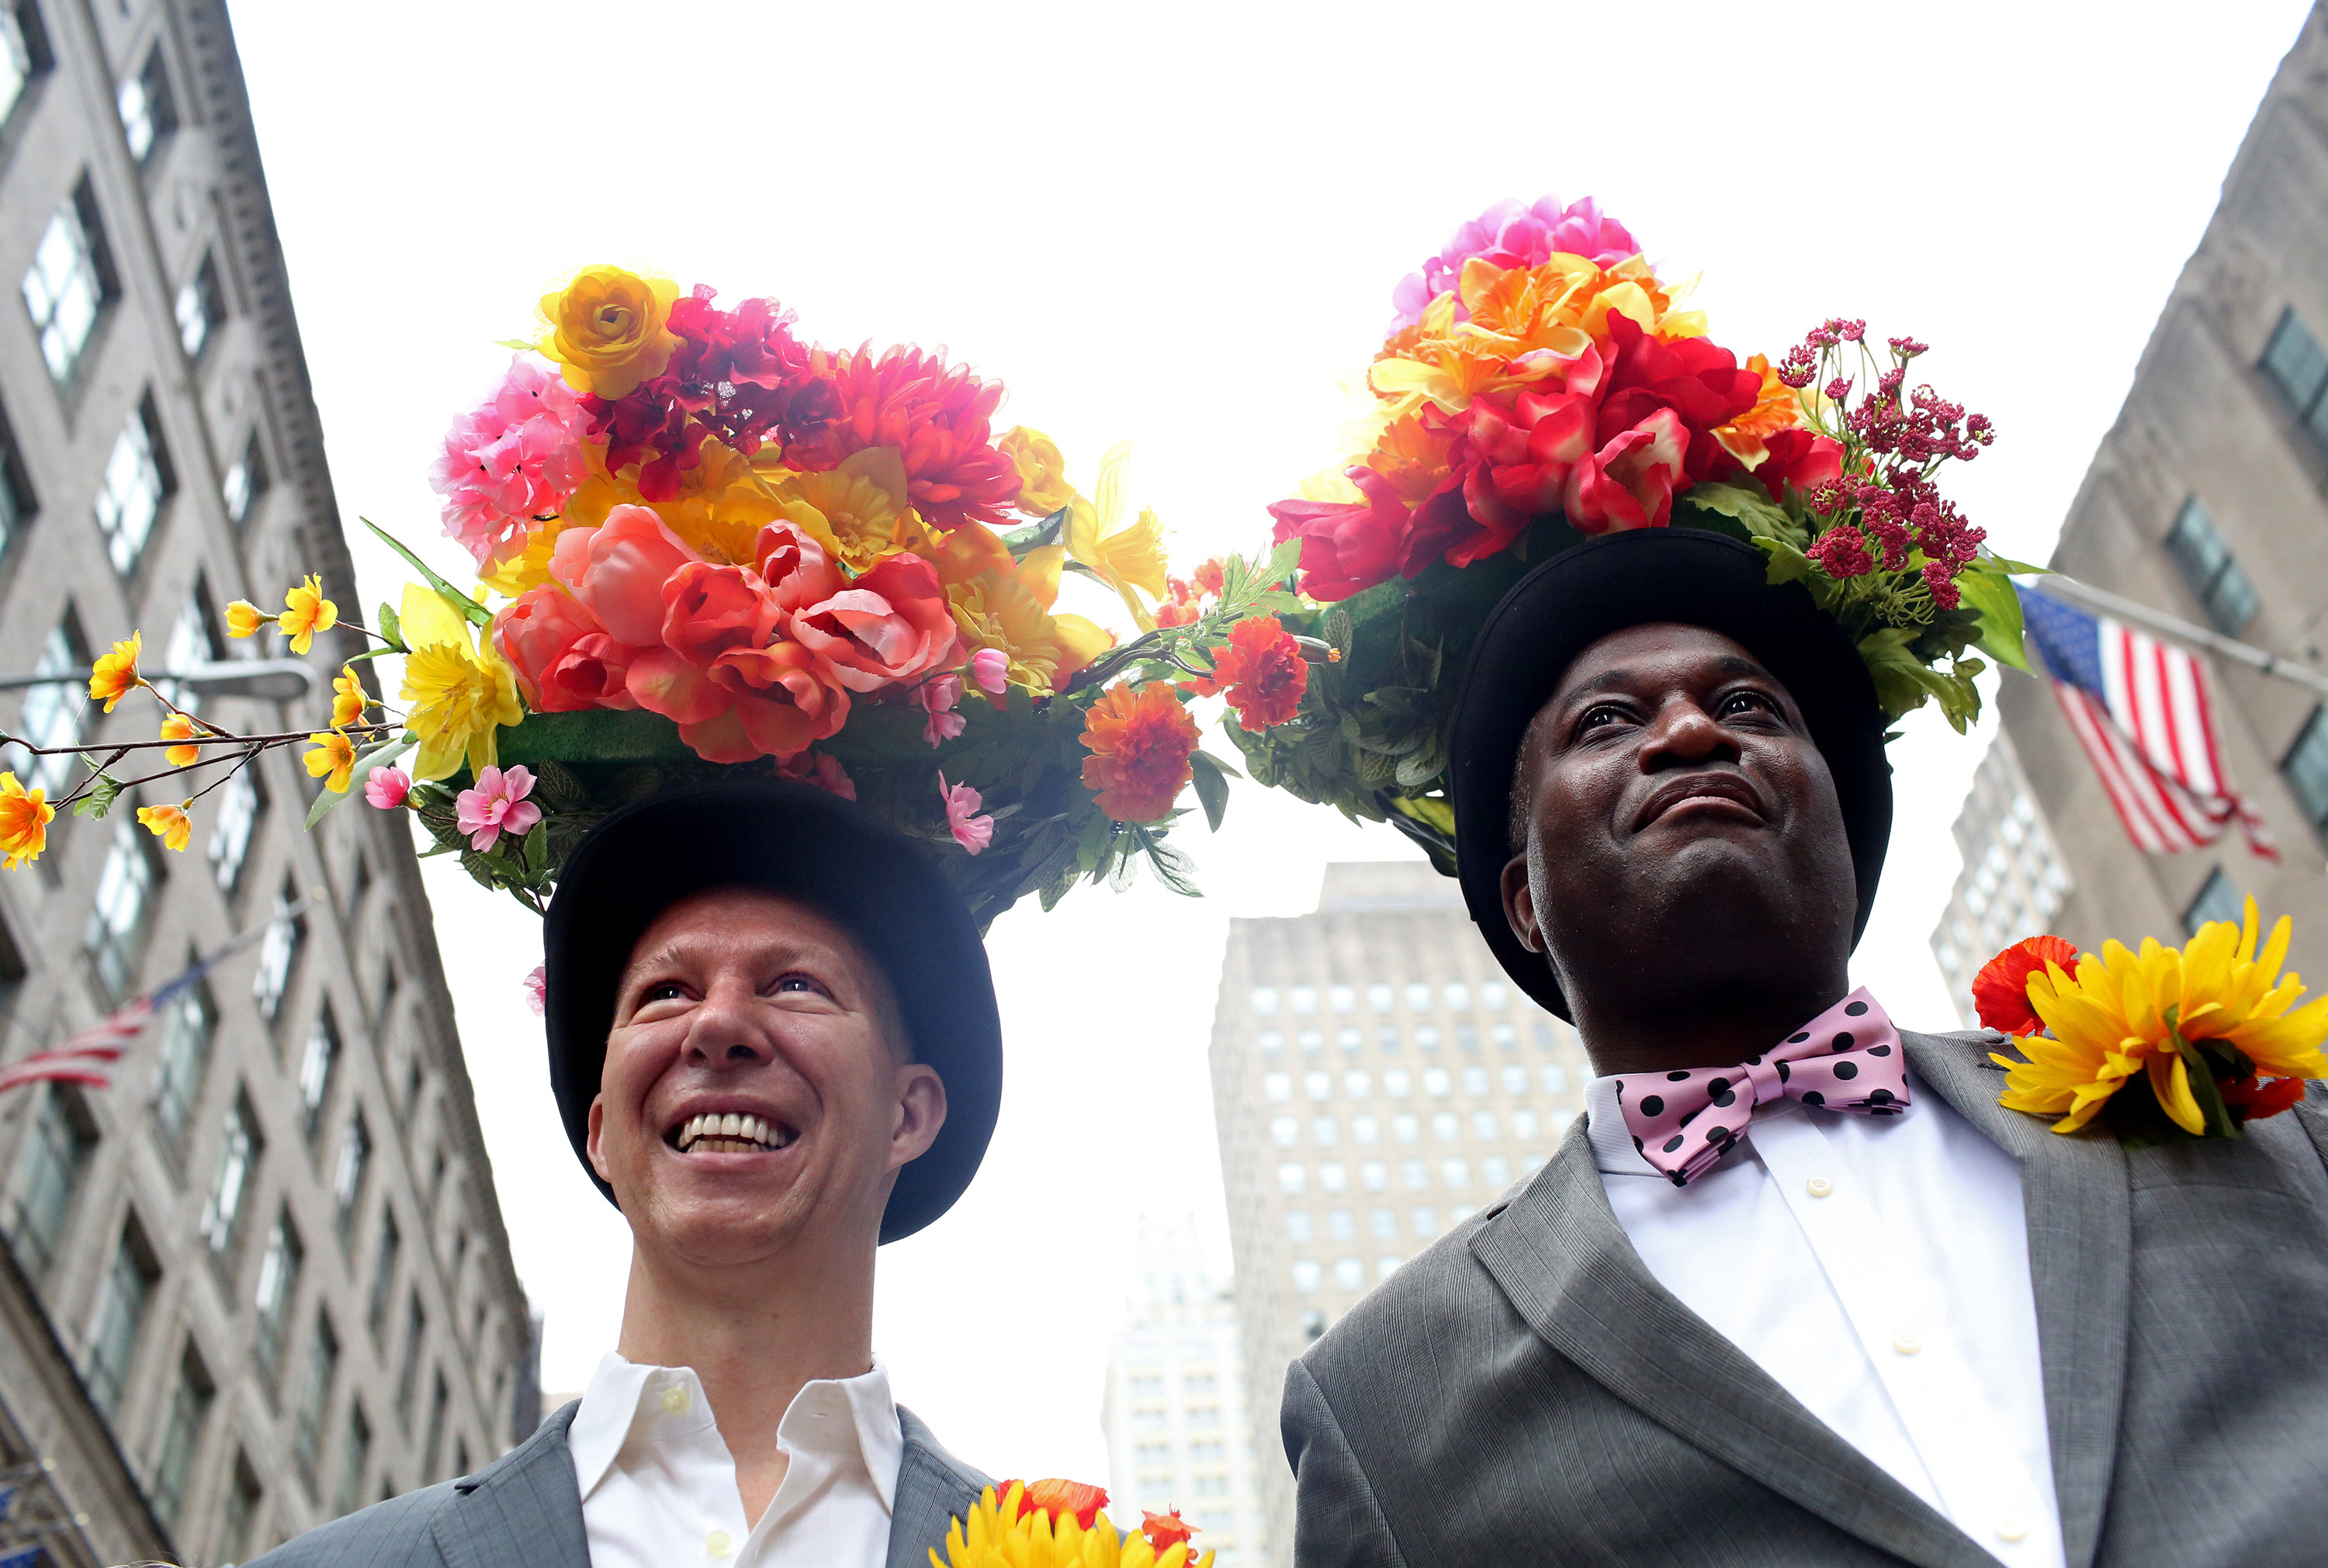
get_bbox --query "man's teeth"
[674,1112,794,1153]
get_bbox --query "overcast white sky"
[225,0,2312,1490]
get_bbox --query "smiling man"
[1280,530,2328,1568]
[253,777,999,1568]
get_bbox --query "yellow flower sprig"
[0,773,54,869]
[1993,898,2328,1138]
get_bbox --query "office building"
[0,2,531,1563]
[1207,862,1588,1564]
[1929,732,2076,1026]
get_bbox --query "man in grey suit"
[254,779,1003,1568]
[1283,530,2328,1567]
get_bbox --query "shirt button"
[1892,1331,1921,1356]
[1996,1517,2028,1543]
[707,1529,733,1558]
[1805,1176,1834,1198]
[662,1386,690,1415]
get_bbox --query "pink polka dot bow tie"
[1613,988,1911,1187]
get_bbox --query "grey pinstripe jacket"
[1283,1028,2328,1567]
[248,1402,986,1568]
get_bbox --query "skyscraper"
[1207,862,1589,1564]
[1929,732,2076,1026]
[0,3,529,1563]
[1098,1215,1269,1567]
[1977,6,2328,974]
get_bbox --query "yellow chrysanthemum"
[135,801,192,853]
[773,446,913,573]
[225,599,268,639]
[279,574,338,655]
[1064,442,1169,633]
[88,632,144,712]
[331,666,370,729]
[396,584,521,783]
[304,729,358,794]
[934,1484,1211,1568]
[0,772,54,870]
[1994,898,2328,1135]
[159,713,201,768]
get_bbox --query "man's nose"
[1640,697,1741,770]
[683,979,775,1067]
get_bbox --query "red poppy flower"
[1142,1510,1197,1551]
[1972,936,2081,1037]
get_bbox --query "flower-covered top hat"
[1241,196,2032,1014]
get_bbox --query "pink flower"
[777,749,857,801]
[660,562,785,670]
[430,356,591,568]
[969,647,1009,697]
[789,553,961,693]
[752,521,847,612]
[522,964,547,1016]
[1389,197,1643,330]
[549,504,703,647]
[494,587,633,712]
[917,673,965,746]
[454,764,542,853]
[364,765,411,810]
[938,771,993,855]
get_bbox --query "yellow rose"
[999,426,1075,518]
[537,265,681,399]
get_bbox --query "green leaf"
[306,732,415,828]
[996,506,1069,559]
[1757,536,1814,586]
[1142,832,1201,898]
[1952,562,2030,672]
[376,601,406,651]
[493,338,535,352]
[1990,554,2048,576]
[1680,482,1800,545]
[1190,749,1232,832]
[72,771,122,819]
[362,518,493,629]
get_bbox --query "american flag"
[0,950,223,1098]
[2018,585,2277,860]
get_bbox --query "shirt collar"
[1583,1075,1657,1176]
[779,1355,903,1514]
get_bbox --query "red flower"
[1142,1510,1197,1551]
[1753,427,1845,502]
[1191,559,1226,597]
[1469,387,1597,524]
[1187,614,1308,731]
[1595,313,1764,482]
[1154,576,1200,628]
[995,1479,1110,1530]
[1971,936,2081,1037]
[784,346,1022,531]
[1267,466,1467,602]
[2219,1075,2307,1122]
[663,289,830,458]
[1564,407,1689,532]
[1079,682,1199,822]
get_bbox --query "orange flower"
[279,574,338,655]
[1187,614,1308,732]
[1079,682,1197,822]
[1142,1511,1197,1552]
[136,801,192,853]
[0,772,54,869]
[159,713,201,767]
[1973,936,2081,1037]
[995,1479,1110,1531]
[88,632,143,712]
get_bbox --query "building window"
[116,47,175,164]
[338,1402,372,1517]
[220,1452,262,1564]
[4,1085,95,1279]
[154,585,224,717]
[299,1005,340,1137]
[252,1210,304,1386]
[366,1208,400,1341]
[2260,306,2328,440]
[175,250,226,360]
[209,767,264,891]
[1332,1257,1364,1290]
[1275,1162,1305,1196]
[1342,1069,1371,1099]
[1540,1063,1568,1095]
[1441,1158,1471,1189]
[2184,869,2245,936]
[2161,497,2257,635]
[93,396,174,574]
[200,1090,264,1263]
[0,2,53,126]
[22,180,116,384]
[395,1292,426,1423]
[334,1115,371,1243]
[1410,1205,1437,1237]
[0,396,32,561]
[1500,1064,1529,1094]
[1249,986,1277,1016]
[1269,1116,1297,1149]
[2285,705,2328,838]
[151,971,215,1151]
[6,616,88,796]
[151,1343,213,1528]
[84,1217,159,1417]
[1401,1158,1428,1190]
[254,879,305,1023]
[297,1310,339,1487]
[421,1369,450,1480]
[84,819,161,1005]
[1460,1065,1489,1095]
[1284,1210,1311,1242]
[222,428,268,525]
[1290,1259,1321,1293]
[1471,1109,1501,1140]
[1422,1067,1450,1097]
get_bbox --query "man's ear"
[585,1093,611,1182]
[1501,853,1546,954]
[889,1064,947,1172]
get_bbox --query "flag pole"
[2032,575,2328,701]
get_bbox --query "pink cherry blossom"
[968,646,1010,697]
[937,771,993,856]
[522,964,547,1016]
[430,355,591,569]
[364,765,411,810]
[777,749,857,801]
[454,764,542,853]
[1389,196,1643,331]
[917,673,965,746]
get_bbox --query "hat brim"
[542,777,1002,1244]
[1446,528,1893,1020]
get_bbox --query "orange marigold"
[1188,614,1308,732]
[1973,935,2081,1038]
[1079,682,1197,822]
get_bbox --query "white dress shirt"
[1582,1066,2063,1568]
[566,1352,902,1568]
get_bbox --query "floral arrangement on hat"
[934,1477,1212,1568]
[1235,196,2035,862]
[1975,902,2328,1144]
[0,268,1313,928]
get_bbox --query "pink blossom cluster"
[490,505,962,766]
[1388,196,1643,331]
[429,357,592,569]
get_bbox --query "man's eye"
[773,974,825,996]
[640,981,688,1005]
[1721,692,1776,718]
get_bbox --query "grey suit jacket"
[1282,1028,2328,1567]
[248,1400,988,1568]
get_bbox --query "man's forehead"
[625,886,852,969]
[1547,622,1777,705]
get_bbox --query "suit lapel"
[432,1403,591,1568]
[1903,1030,2131,1568]
[886,1406,989,1568]
[1472,1123,1995,1568]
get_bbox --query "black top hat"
[1446,528,1893,1020]
[541,777,1002,1243]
